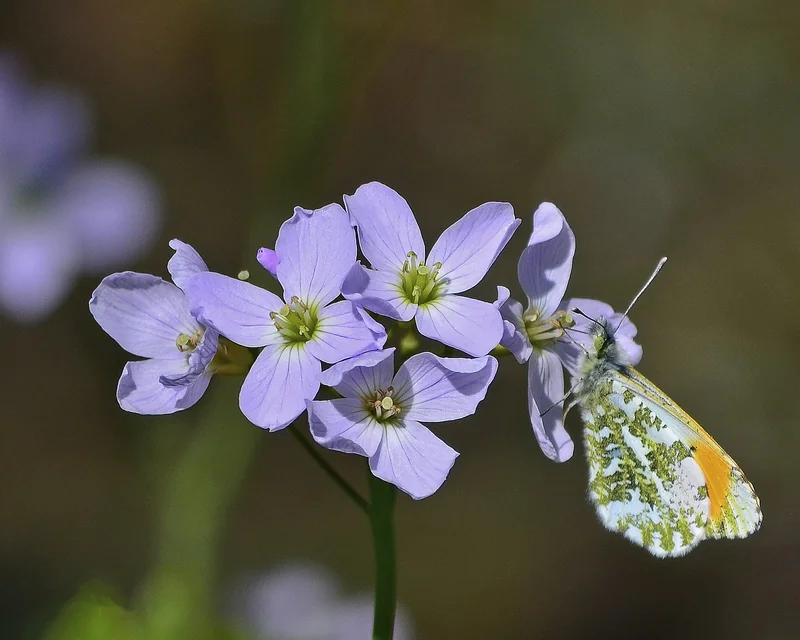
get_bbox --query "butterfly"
[567,258,762,557]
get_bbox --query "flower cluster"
[0,54,160,322]
[91,181,641,498]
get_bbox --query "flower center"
[400,251,444,305]
[176,328,204,353]
[270,296,317,343]
[523,309,574,347]
[367,387,402,423]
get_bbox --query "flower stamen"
[270,298,318,343]
[400,251,444,305]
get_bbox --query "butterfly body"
[573,319,762,557]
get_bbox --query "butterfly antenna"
[614,256,668,333]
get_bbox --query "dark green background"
[2,1,797,638]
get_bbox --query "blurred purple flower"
[495,202,642,463]
[0,53,160,323]
[227,563,415,640]
[89,239,218,414]
[341,181,520,357]
[307,347,497,499]
[186,204,386,431]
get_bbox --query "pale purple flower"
[341,182,520,357]
[89,239,218,414]
[495,202,642,462]
[186,204,386,431]
[227,563,415,640]
[0,53,160,323]
[307,347,497,499]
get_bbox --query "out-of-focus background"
[1,1,798,638]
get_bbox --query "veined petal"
[257,247,279,278]
[168,238,208,292]
[117,358,211,414]
[415,295,503,357]
[318,348,395,399]
[160,328,219,388]
[528,350,573,462]
[519,202,575,318]
[307,398,382,457]
[239,343,320,431]
[342,264,416,321]
[307,300,387,364]
[428,202,520,294]
[494,285,532,364]
[370,420,459,500]
[393,353,497,422]
[276,204,355,308]
[344,182,425,271]
[90,272,199,359]
[185,272,282,348]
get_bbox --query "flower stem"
[289,424,369,514]
[369,472,397,640]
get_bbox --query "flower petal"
[90,272,199,359]
[318,348,395,398]
[160,328,219,388]
[392,353,497,422]
[168,238,208,292]
[185,272,282,348]
[341,264,416,321]
[307,397,382,457]
[256,247,279,278]
[494,285,532,364]
[343,182,425,271]
[275,204,355,308]
[117,358,211,414]
[307,300,387,364]
[239,343,321,431]
[370,420,459,500]
[427,202,520,294]
[528,349,573,462]
[415,295,503,357]
[518,202,575,317]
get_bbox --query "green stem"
[368,473,397,640]
[289,424,370,514]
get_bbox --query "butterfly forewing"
[582,376,710,557]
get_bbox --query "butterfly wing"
[619,368,762,541]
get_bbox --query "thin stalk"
[369,472,397,640]
[289,424,369,514]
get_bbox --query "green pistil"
[270,296,317,343]
[368,387,401,422]
[176,329,204,353]
[523,309,574,347]
[400,251,444,305]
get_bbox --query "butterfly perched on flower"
[568,258,762,557]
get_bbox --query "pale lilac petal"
[160,328,218,388]
[427,202,520,294]
[342,263,416,321]
[519,202,575,317]
[344,182,425,271]
[318,348,395,398]
[168,238,208,292]
[240,344,321,431]
[90,272,199,359]
[257,247,279,278]
[307,398,382,457]
[392,353,497,422]
[528,349,573,463]
[58,161,161,272]
[494,285,532,364]
[370,420,459,500]
[117,358,211,414]
[185,272,282,348]
[307,300,387,364]
[415,295,503,357]
[0,214,78,322]
[275,204,355,307]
